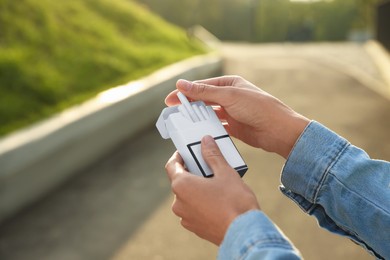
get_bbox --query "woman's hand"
[165,76,310,159]
[165,136,260,245]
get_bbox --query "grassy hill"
[0,0,206,136]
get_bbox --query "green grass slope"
[0,0,205,136]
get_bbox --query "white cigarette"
[178,105,191,121]
[192,104,205,121]
[177,92,199,122]
[199,105,209,119]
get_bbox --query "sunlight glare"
[97,82,146,104]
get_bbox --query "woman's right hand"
[165,75,310,159]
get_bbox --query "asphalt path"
[0,43,389,260]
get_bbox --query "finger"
[193,75,238,86]
[213,106,228,121]
[165,89,180,106]
[165,151,185,182]
[165,90,221,107]
[171,197,185,217]
[166,92,229,123]
[223,124,233,136]
[180,218,192,231]
[201,135,230,176]
[194,75,259,92]
[176,79,234,107]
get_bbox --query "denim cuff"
[280,121,349,211]
[218,210,297,260]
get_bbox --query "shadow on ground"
[0,127,173,260]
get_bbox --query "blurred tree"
[254,0,291,42]
[312,0,358,41]
[353,0,383,29]
[135,0,384,42]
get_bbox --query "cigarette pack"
[156,92,248,177]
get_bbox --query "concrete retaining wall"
[0,53,222,223]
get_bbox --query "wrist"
[272,113,310,159]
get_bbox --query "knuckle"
[171,177,186,195]
[180,218,191,230]
[195,83,208,96]
[204,147,221,158]
[171,201,181,216]
[164,160,170,171]
[228,75,242,85]
[165,157,175,172]
[171,181,180,195]
[232,75,242,81]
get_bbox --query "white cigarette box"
[156,92,248,177]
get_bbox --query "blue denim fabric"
[281,121,390,259]
[218,210,302,259]
[218,121,390,259]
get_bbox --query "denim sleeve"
[218,210,301,260]
[280,121,390,260]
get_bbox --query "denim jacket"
[218,121,390,260]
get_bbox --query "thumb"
[176,79,230,106]
[201,135,230,176]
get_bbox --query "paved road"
[0,43,389,260]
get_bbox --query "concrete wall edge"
[0,52,223,223]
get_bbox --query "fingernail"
[177,79,192,92]
[202,135,215,146]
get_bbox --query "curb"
[0,53,222,223]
